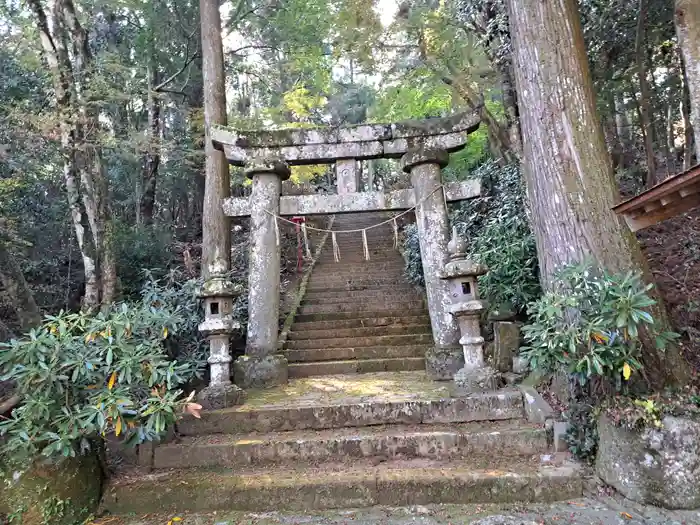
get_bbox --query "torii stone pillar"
[233,158,291,389]
[401,147,464,379]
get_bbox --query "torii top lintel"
[211,111,482,166]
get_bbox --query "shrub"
[0,272,212,461]
[520,261,675,391]
[520,261,678,461]
[452,161,540,315]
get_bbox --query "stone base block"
[425,345,465,381]
[234,354,288,389]
[197,383,247,410]
[454,366,499,393]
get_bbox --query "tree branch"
[154,51,199,92]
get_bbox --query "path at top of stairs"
[285,212,431,378]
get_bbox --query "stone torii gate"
[199,111,483,404]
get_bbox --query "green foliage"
[564,401,599,463]
[399,223,425,288]
[113,223,176,299]
[0,272,210,461]
[369,67,453,122]
[604,386,700,432]
[520,261,672,389]
[452,161,540,315]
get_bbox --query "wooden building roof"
[613,164,700,232]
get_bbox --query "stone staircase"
[285,212,432,378]
[104,372,581,515]
[102,213,582,516]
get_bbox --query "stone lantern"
[440,227,498,392]
[197,276,246,409]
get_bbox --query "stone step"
[152,421,549,470]
[286,333,433,350]
[290,315,432,332]
[284,345,427,363]
[177,388,525,436]
[303,289,422,300]
[309,273,409,288]
[298,301,426,315]
[293,310,428,323]
[103,457,582,514]
[287,324,432,340]
[308,269,408,279]
[304,283,418,293]
[288,357,426,377]
[301,294,423,306]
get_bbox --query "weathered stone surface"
[211,112,481,166]
[152,422,548,469]
[454,366,499,393]
[198,382,247,410]
[596,414,700,509]
[469,517,539,525]
[513,356,529,374]
[403,150,461,349]
[493,322,521,373]
[0,453,102,525]
[288,357,426,377]
[553,421,569,453]
[425,345,464,380]
[223,181,481,218]
[102,461,581,514]
[178,390,524,436]
[246,169,284,363]
[234,354,288,390]
[518,385,555,424]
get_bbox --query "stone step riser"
[304,285,418,294]
[177,390,525,436]
[288,357,426,377]
[102,464,582,514]
[152,427,548,470]
[299,301,425,315]
[287,324,432,340]
[286,334,433,350]
[294,310,428,322]
[290,316,431,331]
[303,289,421,300]
[284,345,427,363]
[308,277,409,285]
[301,295,422,306]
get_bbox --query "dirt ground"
[638,210,700,374]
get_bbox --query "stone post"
[197,277,246,409]
[234,158,291,389]
[440,229,499,393]
[336,159,359,194]
[401,147,463,380]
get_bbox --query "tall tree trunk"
[506,0,689,386]
[636,0,658,187]
[140,65,161,225]
[0,239,42,331]
[615,95,630,146]
[675,0,700,160]
[200,0,230,279]
[28,0,115,309]
[681,60,695,169]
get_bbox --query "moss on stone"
[0,453,102,525]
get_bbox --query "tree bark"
[200,0,231,279]
[0,239,42,331]
[140,65,161,225]
[506,0,689,386]
[675,0,700,160]
[681,60,695,169]
[635,0,658,187]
